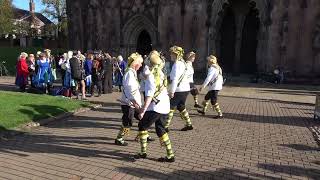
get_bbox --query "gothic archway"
[136,30,152,56]
[215,0,261,74]
[122,15,158,56]
[219,5,236,73]
[240,4,260,73]
[209,0,267,73]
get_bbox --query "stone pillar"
[234,14,245,75]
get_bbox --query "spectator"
[84,54,93,93]
[33,53,53,93]
[15,52,29,92]
[91,56,103,97]
[27,54,36,88]
[114,55,126,92]
[70,51,87,100]
[102,53,113,94]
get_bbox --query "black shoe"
[134,153,147,159]
[147,137,155,142]
[158,157,175,163]
[197,110,205,115]
[165,128,169,133]
[115,139,128,146]
[181,126,193,131]
[194,104,203,108]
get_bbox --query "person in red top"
[15,52,29,92]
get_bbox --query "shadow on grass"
[18,104,88,122]
[18,104,68,121]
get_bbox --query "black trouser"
[138,111,167,137]
[121,105,139,127]
[204,90,219,105]
[103,73,113,93]
[29,74,35,88]
[91,80,102,95]
[170,91,189,111]
[61,69,66,87]
[190,83,199,96]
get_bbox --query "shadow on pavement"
[257,163,320,179]
[0,132,135,162]
[279,144,320,151]
[116,166,282,180]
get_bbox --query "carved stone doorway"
[240,5,260,73]
[136,30,152,56]
[219,6,236,73]
[218,0,260,74]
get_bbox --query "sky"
[12,0,45,13]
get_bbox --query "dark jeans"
[170,91,189,111]
[121,105,139,127]
[190,83,199,96]
[103,73,113,93]
[138,111,167,137]
[204,90,219,105]
[91,80,102,95]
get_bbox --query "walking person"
[114,53,143,146]
[185,51,202,108]
[134,50,175,162]
[197,55,224,118]
[165,46,193,132]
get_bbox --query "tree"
[41,0,67,45]
[0,0,14,36]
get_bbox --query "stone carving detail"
[66,0,320,76]
[121,0,158,26]
[313,18,320,53]
[190,15,198,50]
[166,16,176,47]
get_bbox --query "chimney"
[29,0,35,13]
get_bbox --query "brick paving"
[0,78,320,179]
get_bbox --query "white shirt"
[169,60,190,93]
[120,68,142,107]
[202,66,223,91]
[145,71,170,114]
[186,61,194,83]
[59,58,71,73]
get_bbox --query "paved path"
[0,77,320,179]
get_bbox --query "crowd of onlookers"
[15,49,128,100]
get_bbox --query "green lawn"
[0,47,65,75]
[0,91,89,130]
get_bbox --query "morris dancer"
[185,51,202,108]
[115,53,149,146]
[197,55,224,118]
[135,50,175,162]
[165,46,193,132]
